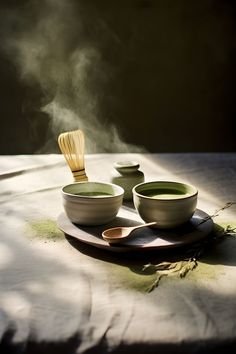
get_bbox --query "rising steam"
[1,0,145,153]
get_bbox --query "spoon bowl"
[102,222,156,244]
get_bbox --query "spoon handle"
[133,221,156,230]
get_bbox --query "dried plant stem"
[144,202,236,292]
[198,202,236,225]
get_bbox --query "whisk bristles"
[58,129,88,182]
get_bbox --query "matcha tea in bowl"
[62,182,124,226]
[133,181,198,229]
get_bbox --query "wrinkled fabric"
[0,153,236,354]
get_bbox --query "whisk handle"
[72,169,88,182]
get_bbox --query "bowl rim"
[132,180,198,201]
[114,161,140,169]
[62,181,124,199]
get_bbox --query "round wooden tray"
[57,209,214,252]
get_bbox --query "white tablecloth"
[0,153,236,353]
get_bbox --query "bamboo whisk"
[58,129,88,182]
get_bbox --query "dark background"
[0,0,236,154]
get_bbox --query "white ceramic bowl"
[133,181,198,229]
[62,182,124,225]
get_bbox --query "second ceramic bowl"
[133,181,198,229]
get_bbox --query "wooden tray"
[57,209,213,252]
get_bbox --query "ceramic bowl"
[62,182,124,225]
[133,181,198,229]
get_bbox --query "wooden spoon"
[102,222,156,244]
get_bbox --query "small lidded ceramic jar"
[111,161,144,201]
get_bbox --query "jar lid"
[114,161,140,173]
